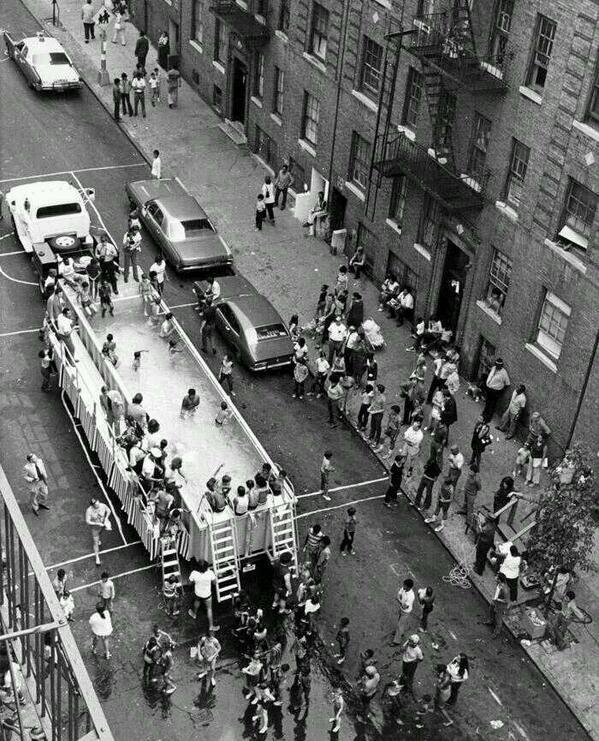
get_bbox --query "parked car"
[4,31,82,92]
[195,276,294,371]
[126,178,233,273]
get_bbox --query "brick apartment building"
[129,0,599,451]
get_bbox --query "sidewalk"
[18,3,599,736]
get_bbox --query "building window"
[504,139,530,208]
[418,195,438,249]
[301,91,320,146]
[192,0,203,44]
[273,66,284,115]
[484,249,512,315]
[389,176,407,225]
[356,223,378,276]
[212,84,222,112]
[488,0,513,68]
[309,3,329,61]
[557,179,598,252]
[278,0,290,33]
[253,52,264,98]
[254,126,278,168]
[402,68,423,127]
[587,58,599,124]
[289,157,306,191]
[434,91,457,152]
[526,14,557,92]
[348,132,371,190]
[467,113,492,183]
[536,291,570,360]
[360,36,383,97]
[387,251,418,292]
[214,19,226,63]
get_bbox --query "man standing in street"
[96,234,119,293]
[484,572,509,638]
[134,29,149,69]
[384,452,406,508]
[327,316,347,366]
[320,450,335,502]
[132,71,147,118]
[167,67,180,108]
[150,255,167,294]
[274,164,294,210]
[497,383,527,439]
[120,73,133,116]
[85,498,112,566]
[392,578,415,645]
[473,514,497,576]
[122,225,141,282]
[440,388,458,445]
[151,150,162,179]
[483,358,510,422]
[188,560,220,632]
[399,634,423,697]
[112,78,122,121]
[24,454,49,516]
[81,0,95,43]
[446,445,464,487]
[200,297,217,355]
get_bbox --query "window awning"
[558,224,588,251]
[210,2,270,47]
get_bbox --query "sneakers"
[164,684,177,695]
[336,657,345,665]
[197,672,206,680]
[210,677,216,687]
[434,523,445,532]
[188,610,197,619]
[424,516,435,524]
[322,494,331,501]
[105,652,111,660]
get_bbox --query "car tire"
[47,234,79,253]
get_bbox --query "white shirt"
[123,231,142,251]
[315,357,330,375]
[89,610,113,637]
[131,77,146,93]
[328,322,347,343]
[448,452,464,471]
[150,261,166,285]
[400,292,414,310]
[403,426,423,454]
[56,314,73,336]
[189,569,215,599]
[151,157,162,179]
[261,182,275,204]
[85,502,110,528]
[498,542,522,579]
[397,587,415,614]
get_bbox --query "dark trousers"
[474,540,492,575]
[327,398,341,424]
[402,398,414,426]
[113,100,120,120]
[274,187,288,209]
[121,92,133,115]
[369,412,383,444]
[420,605,433,631]
[84,22,95,40]
[400,661,418,695]
[357,403,369,430]
[483,388,502,422]
[470,446,484,468]
[255,210,265,229]
[339,529,354,553]
[294,380,305,397]
[137,53,148,68]
[426,374,444,405]
[100,263,118,293]
[201,325,215,353]
[134,92,146,117]
[219,373,233,393]
[384,482,401,504]
[415,476,435,510]
[265,202,275,222]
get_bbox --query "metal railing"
[0,467,113,741]
[377,133,487,211]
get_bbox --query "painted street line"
[514,721,531,741]
[297,476,388,500]
[0,265,37,286]
[488,687,503,706]
[70,563,155,592]
[449,630,458,641]
[44,541,142,572]
[0,327,41,338]
[295,494,384,520]
[0,162,147,185]
[0,250,23,257]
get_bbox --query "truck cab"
[7,180,94,254]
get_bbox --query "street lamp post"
[98,27,110,86]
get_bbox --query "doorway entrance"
[436,238,469,333]
[231,58,248,124]
[329,188,347,233]
[168,19,179,54]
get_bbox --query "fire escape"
[369,0,509,215]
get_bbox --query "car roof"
[225,294,286,329]
[23,35,64,53]
[156,195,208,222]
[214,275,257,300]
[7,180,81,206]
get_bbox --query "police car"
[4,31,82,92]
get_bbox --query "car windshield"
[32,52,70,66]
[256,324,288,340]
[181,219,214,237]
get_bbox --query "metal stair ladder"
[209,517,241,602]
[160,534,182,591]
[269,502,299,573]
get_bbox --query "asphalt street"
[0,0,591,738]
